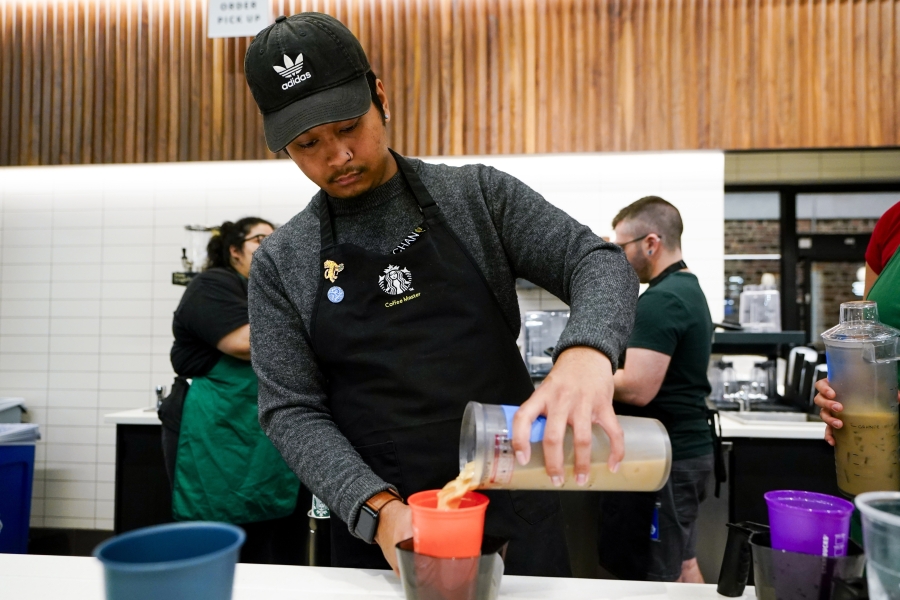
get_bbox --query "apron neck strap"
[389,149,441,222]
[388,148,441,222]
[648,259,688,288]
[319,149,441,251]
[319,195,337,249]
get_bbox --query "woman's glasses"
[243,233,269,245]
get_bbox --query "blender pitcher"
[821,301,900,496]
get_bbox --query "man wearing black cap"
[244,12,639,574]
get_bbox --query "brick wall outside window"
[723,219,876,336]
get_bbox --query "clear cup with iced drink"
[821,301,900,497]
[458,401,672,492]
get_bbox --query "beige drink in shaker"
[822,301,900,496]
[459,401,672,491]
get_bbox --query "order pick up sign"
[208,0,270,39]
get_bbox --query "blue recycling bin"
[0,444,36,554]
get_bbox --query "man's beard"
[632,254,653,284]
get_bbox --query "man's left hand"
[512,346,624,486]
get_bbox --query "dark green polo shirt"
[616,271,714,460]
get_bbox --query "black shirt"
[615,272,713,460]
[171,268,249,377]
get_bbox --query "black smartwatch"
[355,489,403,544]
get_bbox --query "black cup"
[395,535,508,600]
[717,522,867,600]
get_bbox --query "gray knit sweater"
[248,157,638,535]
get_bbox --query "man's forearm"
[612,368,649,406]
[259,392,393,530]
[479,166,638,366]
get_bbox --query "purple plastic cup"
[765,490,854,557]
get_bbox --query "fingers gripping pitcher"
[459,401,671,491]
[822,301,900,496]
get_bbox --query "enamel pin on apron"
[324,260,344,282]
[327,286,344,303]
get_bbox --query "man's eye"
[297,140,317,149]
[340,122,359,133]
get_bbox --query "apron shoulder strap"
[389,149,442,222]
[319,196,336,250]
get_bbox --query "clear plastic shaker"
[821,300,900,496]
[459,401,671,492]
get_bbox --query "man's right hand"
[374,500,412,575]
[813,379,842,446]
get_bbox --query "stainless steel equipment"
[522,311,569,378]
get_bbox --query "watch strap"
[365,489,403,513]
[355,488,403,544]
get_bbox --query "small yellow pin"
[324,260,344,283]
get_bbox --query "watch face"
[356,505,379,544]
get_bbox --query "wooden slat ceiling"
[0,0,897,166]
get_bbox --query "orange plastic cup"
[407,490,489,559]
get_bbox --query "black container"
[395,535,508,600]
[718,522,868,600]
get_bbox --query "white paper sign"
[208,0,270,38]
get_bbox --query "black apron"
[310,151,570,576]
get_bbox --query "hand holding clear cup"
[815,378,900,447]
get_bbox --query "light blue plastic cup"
[93,522,245,600]
[856,492,900,600]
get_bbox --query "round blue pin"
[327,286,344,303]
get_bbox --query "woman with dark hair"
[169,216,302,564]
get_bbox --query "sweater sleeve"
[477,166,639,368]
[248,245,393,535]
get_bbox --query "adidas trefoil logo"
[273,53,304,78]
[273,53,312,91]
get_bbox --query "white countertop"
[105,406,829,442]
[718,412,827,440]
[0,554,751,599]
[103,407,161,425]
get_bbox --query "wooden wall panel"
[1,0,898,166]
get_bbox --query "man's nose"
[326,141,353,167]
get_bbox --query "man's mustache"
[329,166,366,183]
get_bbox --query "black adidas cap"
[244,13,372,153]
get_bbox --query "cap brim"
[262,74,372,153]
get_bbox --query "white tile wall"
[0,152,724,531]
[0,160,318,530]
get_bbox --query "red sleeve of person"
[866,200,900,274]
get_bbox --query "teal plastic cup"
[93,522,245,600]
[856,492,900,600]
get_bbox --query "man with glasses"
[597,196,714,583]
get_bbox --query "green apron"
[867,244,900,333]
[172,355,299,523]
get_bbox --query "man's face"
[284,80,393,199]
[614,221,653,283]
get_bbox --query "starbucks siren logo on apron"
[379,264,413,295]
